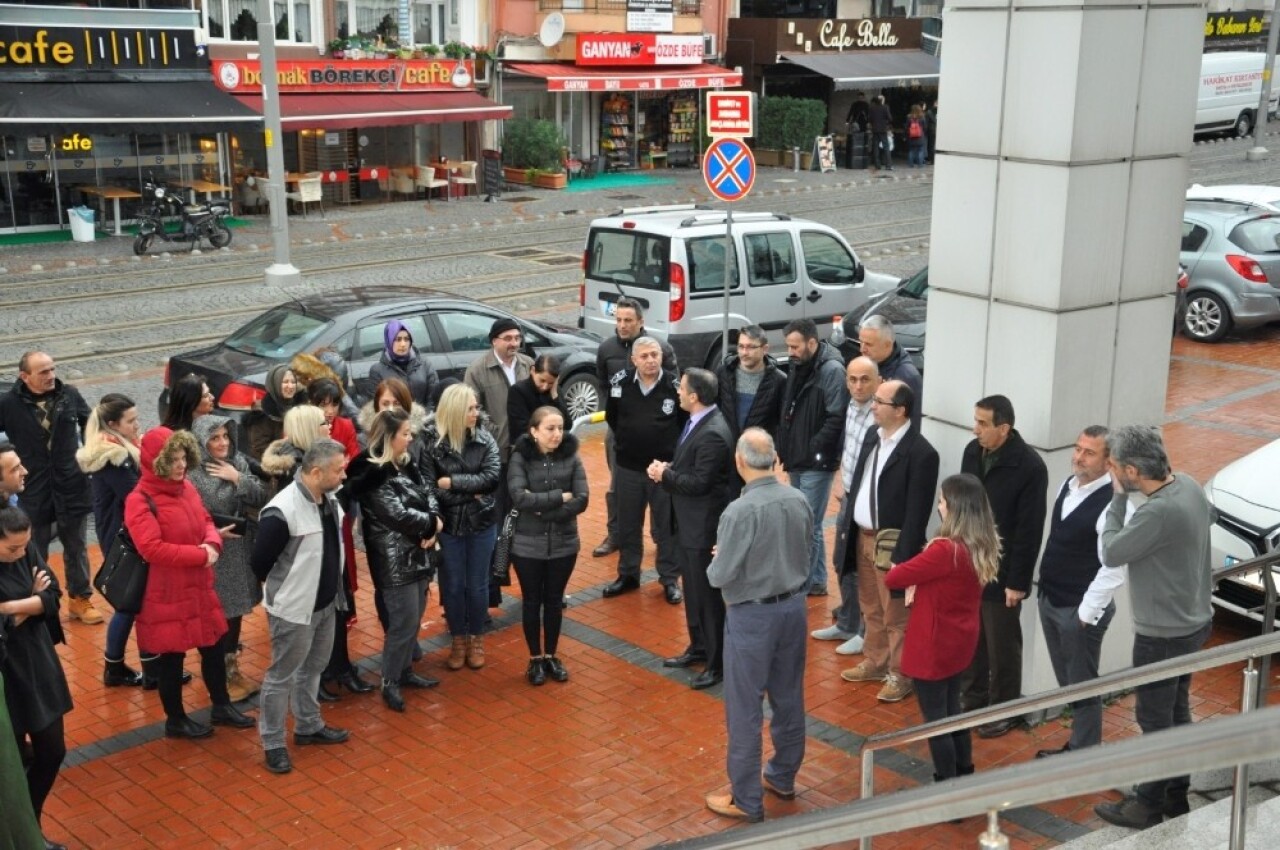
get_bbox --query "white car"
[1186,183,1280,212]
[1205,438,1280,623]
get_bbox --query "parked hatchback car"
[1186,184,1280,212]
[580,205,897,369]
[1205,437,1280,624]
[159,286,604,423]
[1181,200,1280,341]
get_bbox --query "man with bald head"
[815,357,880,654]
[838,379,938,703]
[858,316,922,426]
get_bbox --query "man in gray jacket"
[1094,425,1213,830]
[251,440,351,775]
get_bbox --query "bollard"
[792,146,801,171]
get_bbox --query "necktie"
[678,419,694,444]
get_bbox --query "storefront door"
[1,136,65,231]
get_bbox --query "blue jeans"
[439,526,497,636]
[789,470,834,591]
[105,611,136,661]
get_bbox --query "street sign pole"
[702,132,757,367]
[722,209,732,364]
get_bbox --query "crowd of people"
[0,297,1218,845]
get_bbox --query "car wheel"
[560,372,602,421]
[1182,291,1231,343]
[1235,110,1254,138]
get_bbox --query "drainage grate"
[533,255,582,266]
[494,248,550,258]
[501,195,540,202]
[606,194,645,201]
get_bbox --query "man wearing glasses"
[464,319,532,465]
[838,380,938,704]
[714,325,785,445]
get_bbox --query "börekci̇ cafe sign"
[576,33,704,66]
[211,58,477,93]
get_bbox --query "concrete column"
[921,0,1205,695]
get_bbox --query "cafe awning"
[778,51,940,90]
[0,80,261,134]
[505,62,742,92]
[231,91,512,130]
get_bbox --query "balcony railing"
[538,0,702,13]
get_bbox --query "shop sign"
[706,91,755,137]
[780,18,922,53]
[211,58,476,93]
[0,25,204,74]
[1205,13,1268,49]
[547,69,738,92]
[627,0,674,34]
[57,133,93,152]
[577,33,704,66]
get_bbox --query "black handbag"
[490,509,518,587]
[93,495,156,615]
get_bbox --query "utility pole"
[256,0,301,285]
[1247,0,1280,160]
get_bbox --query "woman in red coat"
[885,473,1001,781]
[125,427,255,739]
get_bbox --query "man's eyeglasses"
[496,333,522,343]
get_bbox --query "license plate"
[601,300,617,317]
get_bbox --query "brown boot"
[446,636,467,671]
[225,652,257,703]
[466,635,485,670]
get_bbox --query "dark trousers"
[1132,622,1211,808]
[604,428,618,540]
[614,466,679,585]
[491,462,510,607]
[679,545,725,673]
[17,715,65,821]
[871,132,892,169]
[512,553,577,656]
[724,594,807,819]
[156,646,228,721]
[1039,596,1115,750]
[961,597,1023,710]
[32,514,91,599]
[915,674,971,780]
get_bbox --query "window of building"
[204,0,316,43]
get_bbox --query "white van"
[579,205,897,369]
[1197,51,1279,137]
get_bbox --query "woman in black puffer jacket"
[419,384,501,672]
[342,408,442,713]
[508,406,588,686]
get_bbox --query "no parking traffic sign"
[702,137,755,203]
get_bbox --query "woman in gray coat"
[189,414,269,702]
[507,405,588,685]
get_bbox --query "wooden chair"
[285,172,324,217]
[415,165,450,203]
[451,161,479,199]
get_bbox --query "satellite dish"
[539,13,565,49]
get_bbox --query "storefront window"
[412,0,446,45]
[204,0,317,43]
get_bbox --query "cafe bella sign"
[784,18,923,53]
[212,58,477,93]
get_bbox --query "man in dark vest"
[1034,425,1128,758]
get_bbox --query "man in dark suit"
[960,394,1048,738]
[838,380,938,703]
[649,367,735,690]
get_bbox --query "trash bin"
[68,206,95,242]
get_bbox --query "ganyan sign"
[576,33,704,66]
[1204,12,1268,51]
[0,24,204,74]
[211,59,477,93]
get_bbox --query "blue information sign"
[702,137,755,203]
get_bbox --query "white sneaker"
[811,625,854,641]
[835,635,865,655]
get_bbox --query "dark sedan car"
[159,286,604,423]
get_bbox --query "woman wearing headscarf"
[243,364,305,461]
[367,319,439,409]
[421,383,501,672]
[189,414,270,703]
[343,408,442,712]
[125,427,255,739]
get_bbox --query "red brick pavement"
[29,331,1280,849]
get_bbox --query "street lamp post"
[257,0,301,285]
[1247,0,1280,160]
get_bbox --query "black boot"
[103,657,144,687]
[210,703,255,729]
[381,680,405,712]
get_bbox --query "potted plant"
[502,118,566,180]
[503,166,531,185]
[754,96,827,168]
[423,44,440,58]
[472,45,492,82]
[328,38,345,59]
[443,40,472,60]
[411,46,425,59]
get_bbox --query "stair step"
[1056,787,1280,849]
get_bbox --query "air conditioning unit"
[703,33,717,60]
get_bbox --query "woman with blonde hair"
[421,383,500,671]
[343,408,442,712]
[885,473,1001,782]
[260,405,331,496]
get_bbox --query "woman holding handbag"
[508,406,588,685]
[343,408,442,712]
[125,427,255,739]
[421,384,501,672]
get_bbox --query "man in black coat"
[837,381,938,703]
[592,298,677,558]
[714,324,785,442]
[858,315,922,427]
[651,368,735,690]
[959,394,1048,737]
[0,352,99,624]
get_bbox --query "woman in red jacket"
[125,428,255,739]
[885,473,1001,782]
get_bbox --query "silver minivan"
[580,205,896,369]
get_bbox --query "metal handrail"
[653,705,1280,849]
[1213,546,1278,687]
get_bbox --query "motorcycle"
[133,180,232,255]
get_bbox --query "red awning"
[505,62,742,92]
[231,91,511,130]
